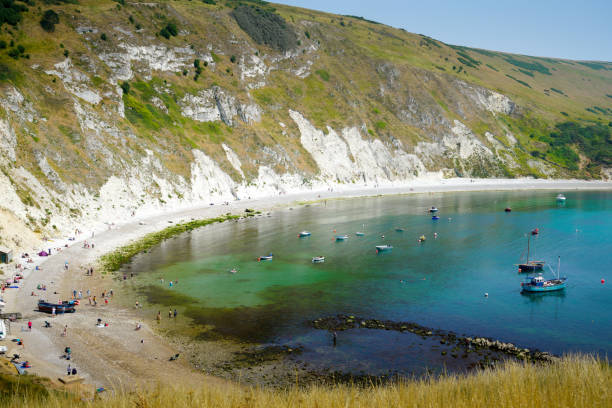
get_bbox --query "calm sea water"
[124,190,612,375]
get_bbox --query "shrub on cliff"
[231,5,297,52]
[40,10,59,32]
[159,22,178,39]
[0,0,28,27]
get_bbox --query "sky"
[273,0,612,62]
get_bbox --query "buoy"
[602,279,605,284]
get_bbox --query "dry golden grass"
[1,355,609,408]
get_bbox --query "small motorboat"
[504,207,512,212]
[298,231,311,237]
[432,215,440,220]
[376,245,393,253]
[556,194,566,202]
[395,227,404,232]
[355,232,365,236]
[312,256,325,263]
[531,228,539,235]
[37,300,76,314]
[258,254,273,262]
[335,235,348,241]
[229,268,238,274]
[418,235,426,242]
[522,257,566,292]
[428,207,439,213]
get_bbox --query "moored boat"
[335,235,349,241]
[376,245,393,253]
[432,215,440,220]
[395,227,404,232]
[428,206,439,213]
[258,254,274,262]
[504,207,512,212]
[355,232,365,236]
[556,194,566,202]
[298,231,311,237]
[418,235,426,242]
[312,256,325,263]
[517,234,545,272]
[522,257,566,292]
[37,300,76,314]
[531,228,539,235]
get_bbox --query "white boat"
[556,194,566,201]
[335,235,348,241]
[312,256,325,263]
[229,268,238,274]
[298,231,311,237]
[376,245,393,252]
[258,254,273,261]
[0,319,6,340]
[355,232,365,236]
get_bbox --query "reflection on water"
[122,190,612,374]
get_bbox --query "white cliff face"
[455,80,515,115]
[0,86,36,123]
[446,120,493,159]
[180,87,261,126]
[289,110,426,184]
[45,58,102,105]
[222,144,245,179]
[99,44,195,83]
[0,118,17,163]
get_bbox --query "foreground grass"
[2,355,610,407]
[99,214,240,272]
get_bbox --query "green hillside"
[0,0,611,241]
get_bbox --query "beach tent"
[0,247,12,264]
[38,250,49,257]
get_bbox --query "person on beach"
[67,364,71,376]
[87,289,90,297]
[52,307,56,317]
[173,309,177,318]
[62,325,67,337]
[156,311,162,323]
[168,309,172,319]
[27,321,32,331]
[135,301,140,309]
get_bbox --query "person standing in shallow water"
[332,331,337,346]
[156,311,161,323]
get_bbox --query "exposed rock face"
[180,87,261,126]
[289,110,426,184]
[45,58,102,105]
[99,44,195,83]
[455,80,516,115]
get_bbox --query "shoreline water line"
[5,180,612,390]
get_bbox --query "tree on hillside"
[40,10,60,32]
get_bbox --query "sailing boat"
[517,234,545,272]
[521,256,567,292]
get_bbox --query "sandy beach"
[2,178,611,389]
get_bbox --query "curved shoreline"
[5,179,612,388]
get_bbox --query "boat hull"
[312,257,325,263]
[522,282,566,292]
[518,263,544,272]
[37,302,76,314]
[376,246,393,252]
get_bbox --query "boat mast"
[557,256,561,279]
[526,235,530,263]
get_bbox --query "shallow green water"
[123,190,612,375]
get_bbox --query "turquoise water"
[125,190,612,375]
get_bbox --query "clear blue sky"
[273,0,611,61]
